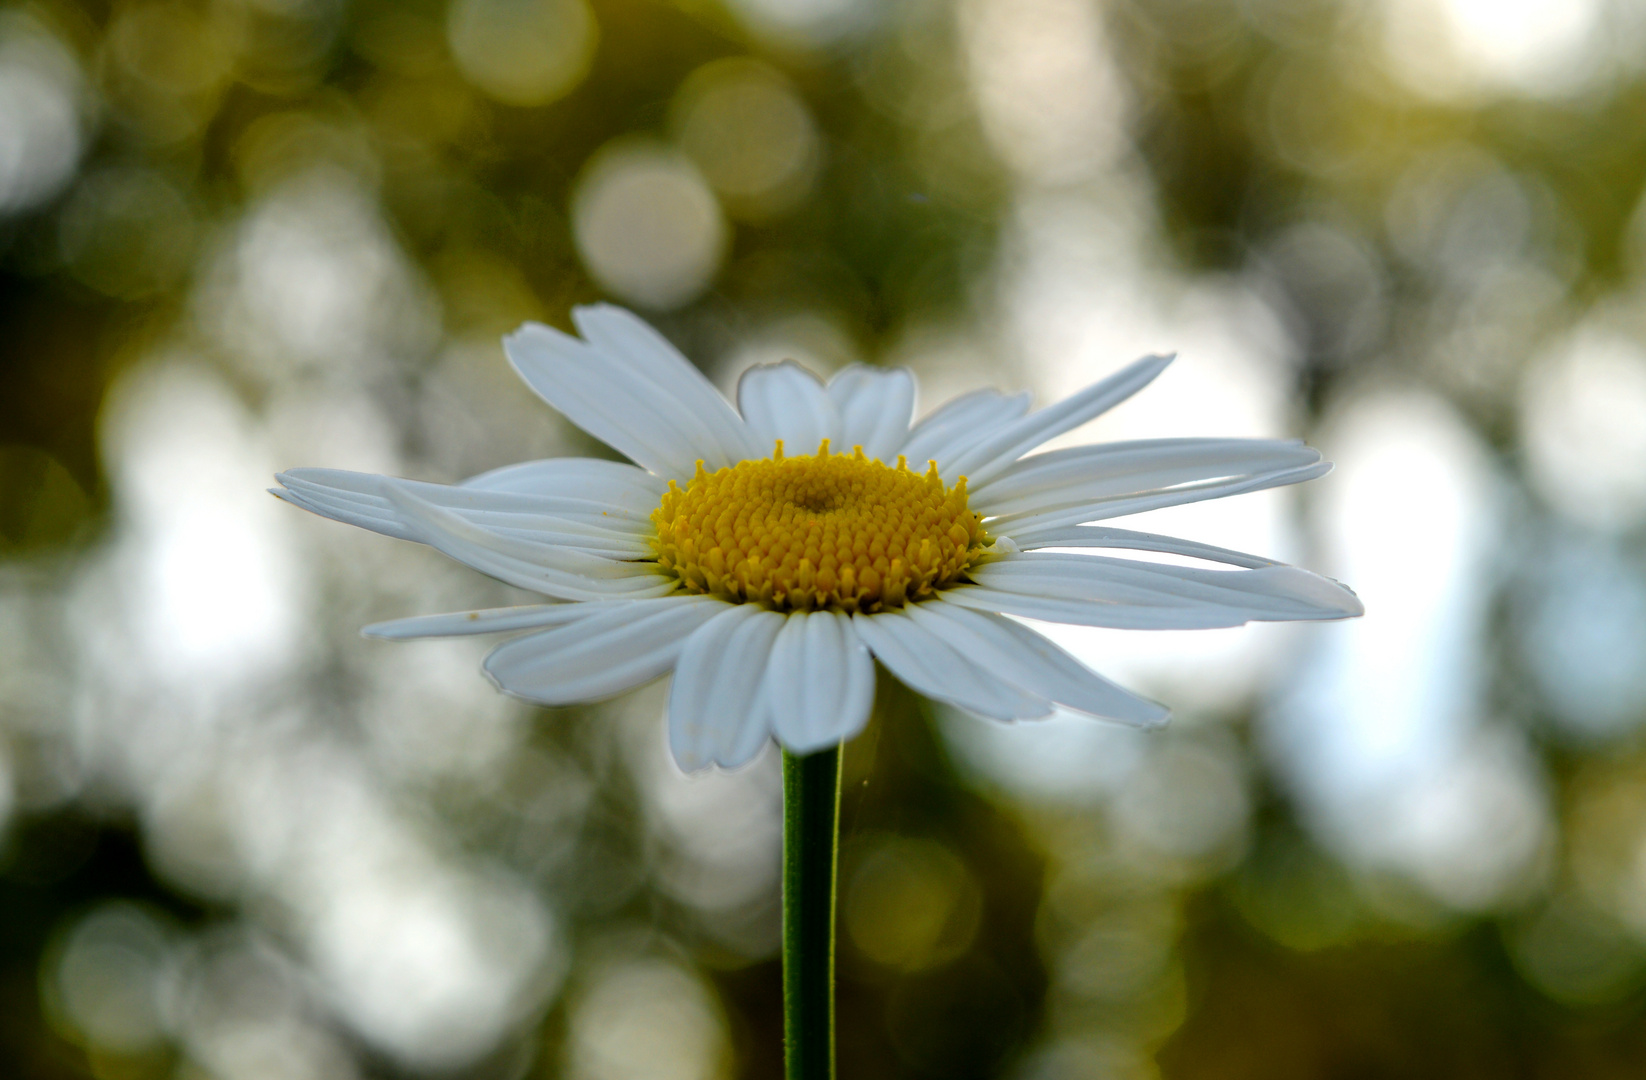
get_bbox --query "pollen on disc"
[650,441,988,613]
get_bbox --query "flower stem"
[782,744,842,1080]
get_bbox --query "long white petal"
[989,461,1331,535]
[939,586,1247,629]
[505,315,754,479]
[505,323,699,477]
[974,552,1363,618]
[738,361,841,457]
[850,610,1054,722]
[571,305,765,464]
[826,365,915,463]
[948,550,1361,628]
[272,479,417,541]
[900,388,1032,470]
[278,483,651,558]
[902,603,1168,726]
[276,470,656,561]
[278,468,655,539]
[668,605,786,771]
[484,596,727,704]
[462,457,669,507]
[363,604,583,640]
[1001,524,1279,568]
[969,438,1321,516]
[382,482,677,600]
[378,486,663,580]
[940,354,1174,486]
[765,611,876,753]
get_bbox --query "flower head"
[274,305,1361,771]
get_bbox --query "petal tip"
[479,652,512,692]
[501,320,568,360]
[669,749,712,774]
[741,357,824,385]
[1130,351,1176,377]
[571,300,627,323]
[501,321,541,348]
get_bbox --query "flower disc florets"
[651,439,988,613]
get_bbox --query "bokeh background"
[3,0,1646,1076]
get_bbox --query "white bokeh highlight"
[1519,326,1646,533]
[573,142,727,311]
[1268,390,1550,911]
[0,13,84,215]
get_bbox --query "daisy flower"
[273,305,1361,771]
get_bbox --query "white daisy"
[273,305,1361,771]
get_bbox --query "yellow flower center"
[651,440,988,613]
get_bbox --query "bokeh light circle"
[572,141,727,310]
[1519,328,1646,532]
[447,0,598,107]
[672,58,820,221]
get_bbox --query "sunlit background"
[2,0,1645,1076]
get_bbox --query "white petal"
[850,610,1054,722]
[765,611,876,753]
[976,552,1363,616]
[969,438,1321,516]
[1000,524,1279,568]
[826,365,915,463]
[902,603,1167,726]
[484,596,727,704]
[900,388,1032,471]
[988,460,1332,535]
[280,485,652,557]
[940,354,1174,486]
[939,585,1241,629]
[272,476,416,541]
[278,468,655,539]
[381,481,677,600]
[571,305,764,464]
[951,551,1364,628]
[363,604,583,639]
[505,323,699,477]
[462,457,668,507]
[668,605,786,771]
[738,361,842,457]
[505,312,754,480]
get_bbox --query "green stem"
[782,744,842,1080]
